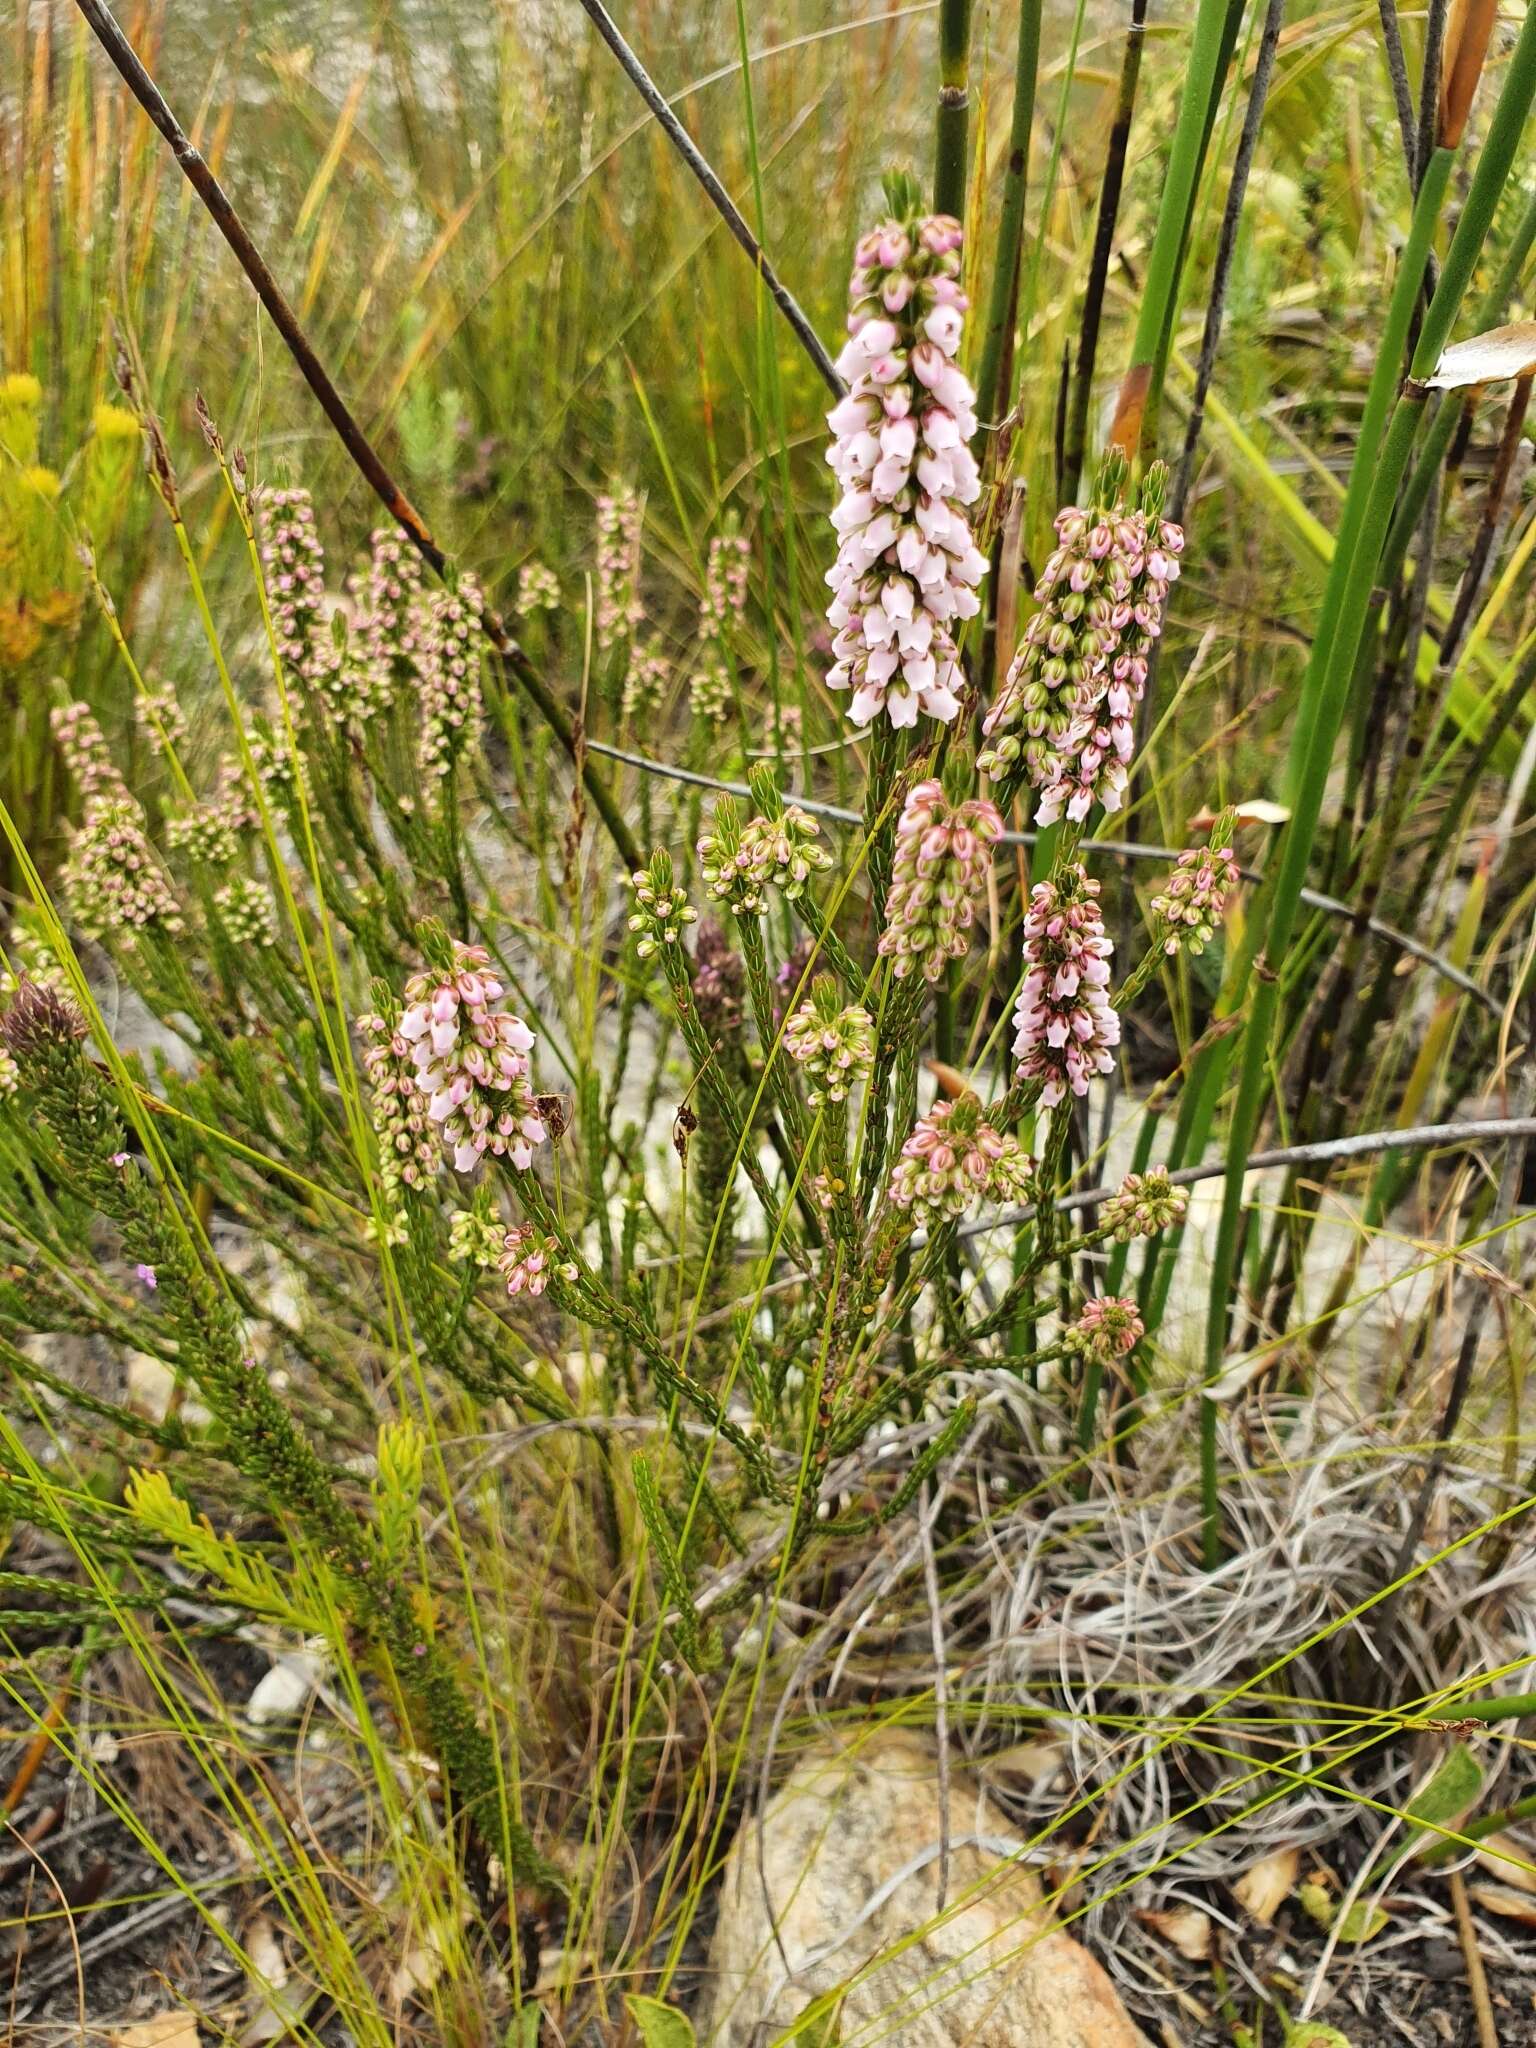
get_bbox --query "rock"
[701,1729,1151,2046]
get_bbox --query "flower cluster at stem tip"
[390,941,547,1175]
[1152,838,1237,955]
[1065,1295,1145,1365]
[628,856,697,960]
[1011,865,1120,1108]
[979,457,1183,823]
[878,775,1001,982]
[824,197,986,729]
[1100,1168,1187,1242]
[887,1094,1033,1228]
[784,978,875,1108]
[697,791,833,915]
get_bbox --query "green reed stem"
[1197,3,1536,1566]
[933,0,973,219]
[974,0,1041,430]
[1112,0,1233,455]
[1064,0,1147,499]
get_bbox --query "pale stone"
[702,1729,1151,2046]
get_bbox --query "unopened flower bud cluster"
[1099,1168,1186,1241]
[877,777,1001,982]
[784,992,875,1107]
[887,1095,1033,1228]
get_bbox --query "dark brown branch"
[72,0,643,875]
[574,0,842,398]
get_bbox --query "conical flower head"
[396,939,546,1174]
[783,975,875,1107]
[823,204,985,730]
[877,774,1002,980]
[1010,864,1120,1107]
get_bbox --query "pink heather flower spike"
[135,1263,158,1291]
[979,456,1184,823]
[823,209,986,730]
[257,486,337,698]
[1151,839,1237,955]
[61,800,185,944]
[878,776,1002,981]
[52,702,130,807]
[691,527,750,726]
[1065,1295,1144,1366]
[358,1001,442,1240]
[418,580,485,787]
[393,942,547,1176]
[516,559,561,617]
[1011,865,1120,1107]
[887,1093,1034,1228]
[596,487,644,651]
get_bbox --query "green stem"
[1197,3,1536,1566]
[1112,0,1232,454]
[933,0,973,219]
[1064,0,1148,498]
[974,0,1041,430]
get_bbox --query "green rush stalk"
[1195,0,1536,1566]
[1063,0,1148,501]
[933,0,973,220]
[1107,0,1236,461]
[974,0,1041,433]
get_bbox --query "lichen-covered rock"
[701,1729,1150,2047]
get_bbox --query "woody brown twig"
[72,0,643,876]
